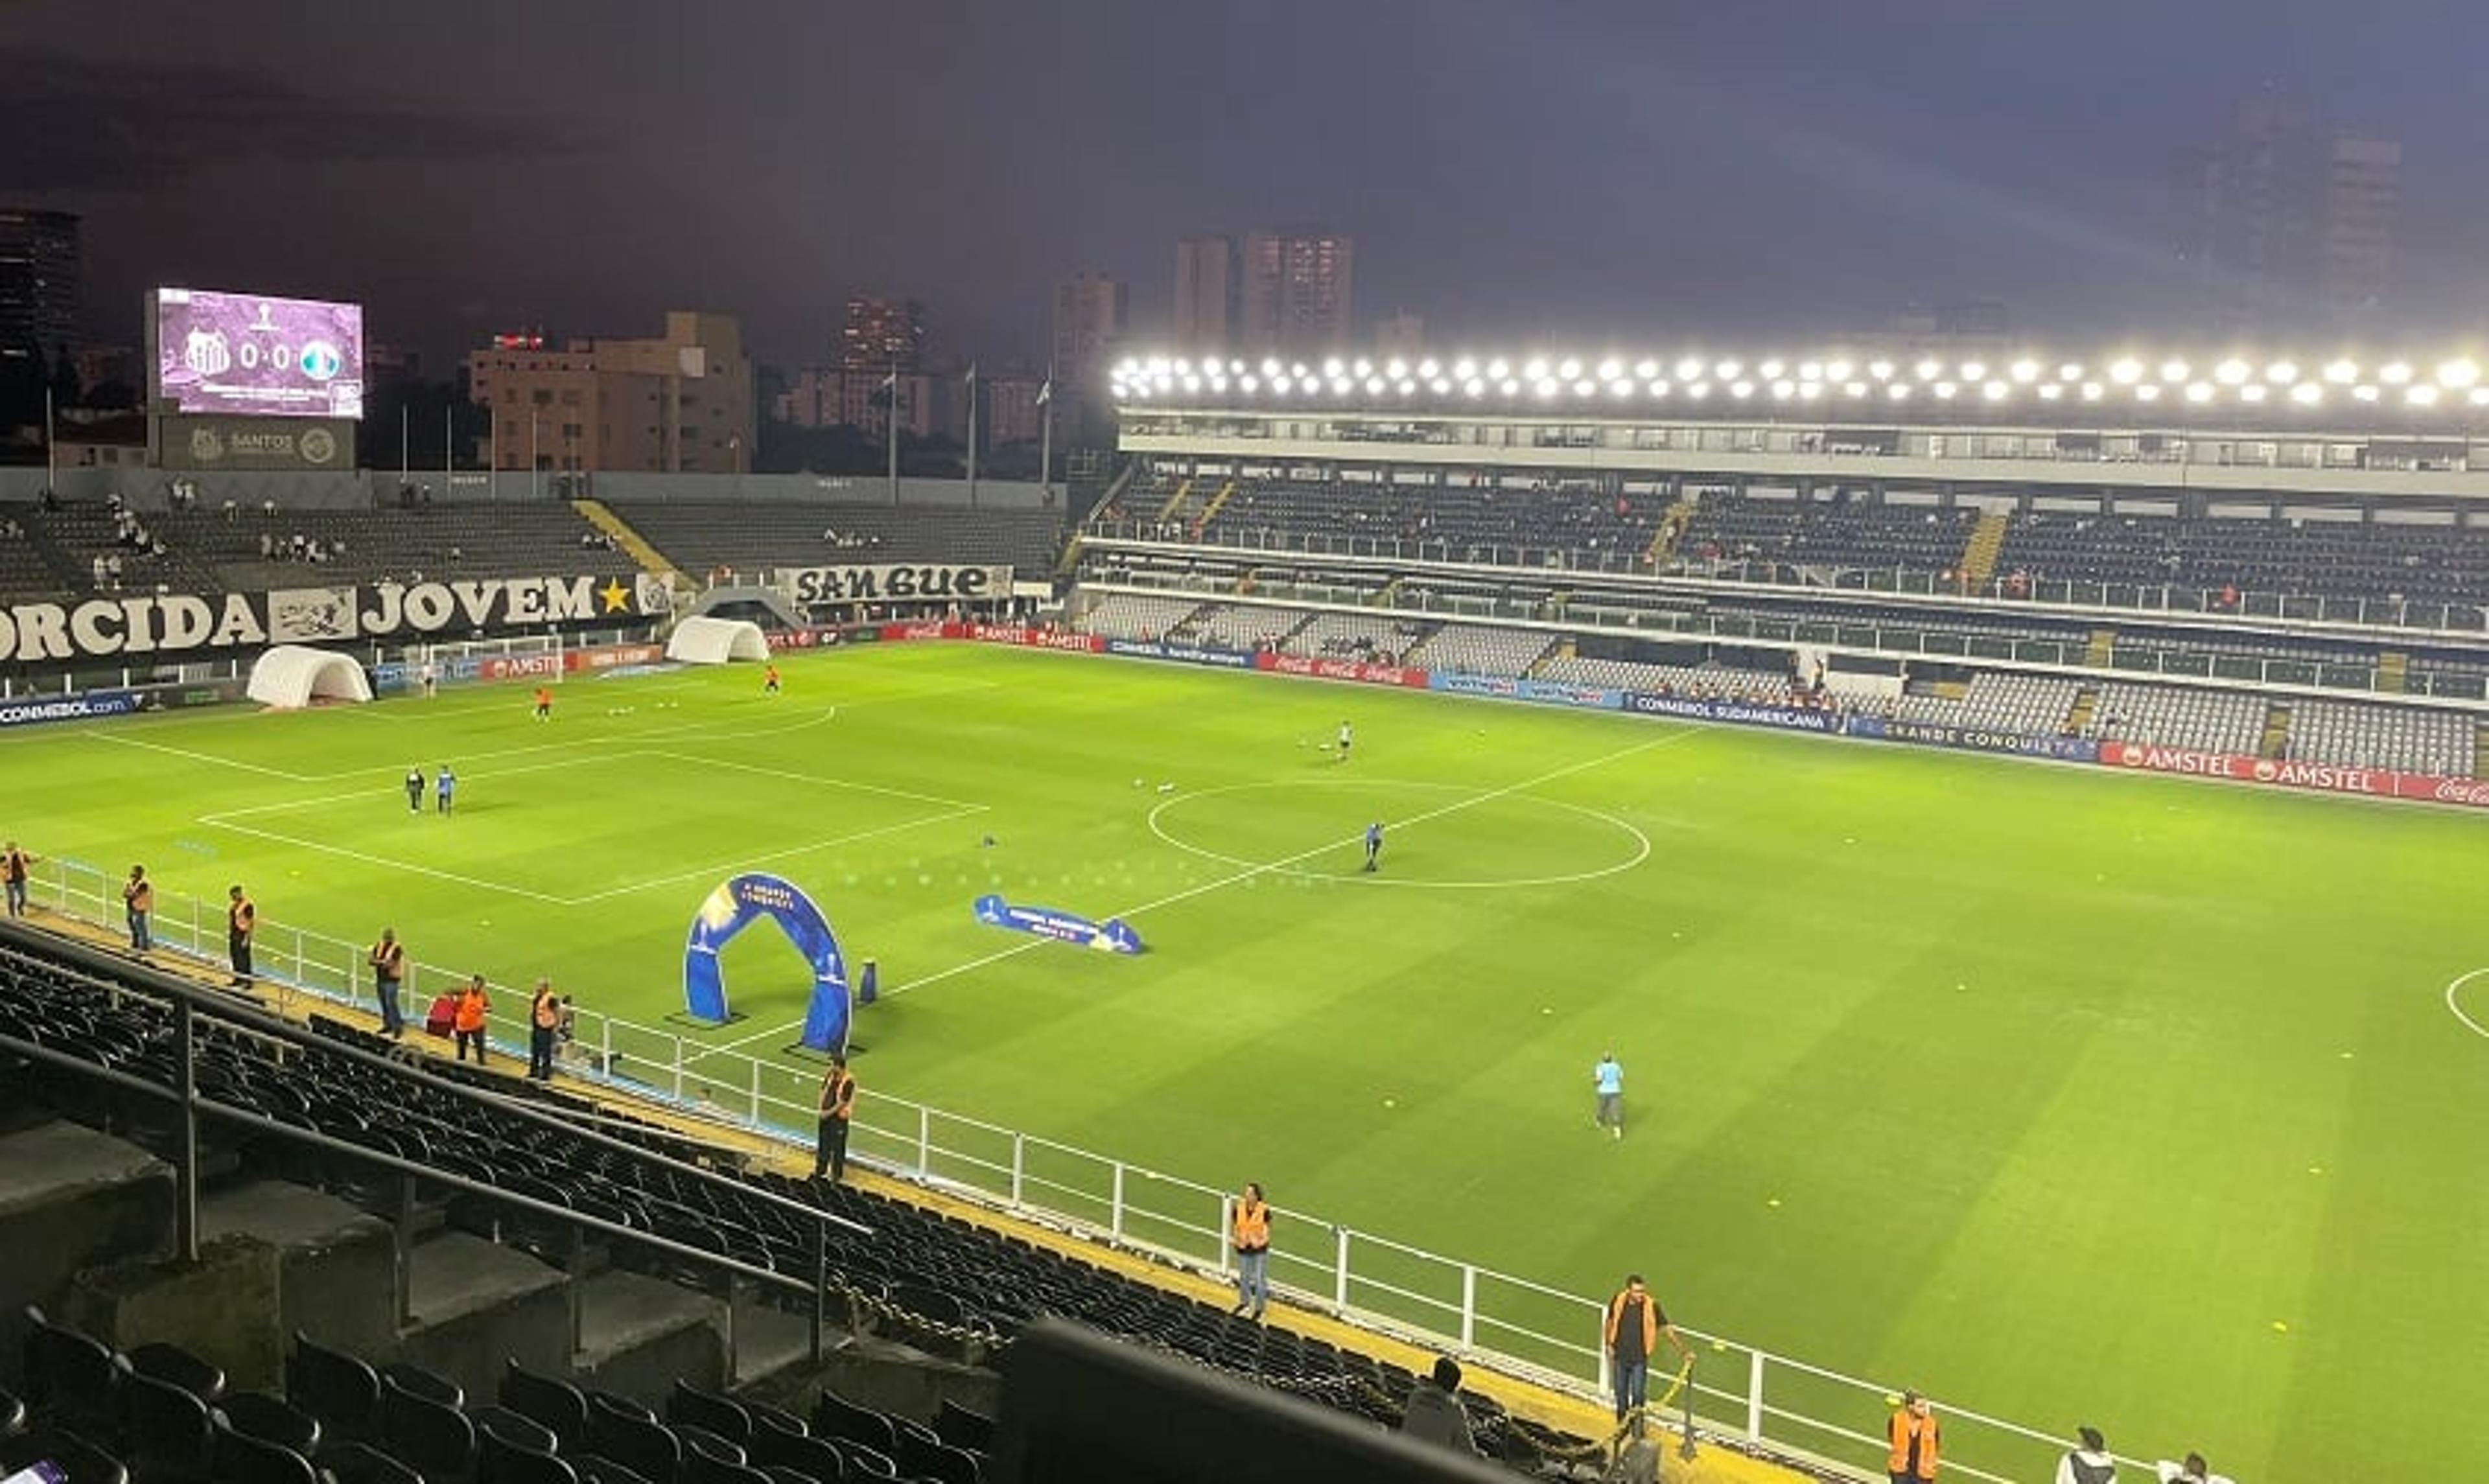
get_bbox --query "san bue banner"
[788,564,1009,605]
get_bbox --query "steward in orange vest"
[1887,1392,1940,1483]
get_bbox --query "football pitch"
[10,642,2487,1482]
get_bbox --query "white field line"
[644,750,985,813]
[2445,967,2489,1039]
[566,807,988,906]
[701,725,1701,1054]
[92,732,318,780]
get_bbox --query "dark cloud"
[0,44,592,193]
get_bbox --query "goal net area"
[410,634,570,685]
[246,645,374,709]
[665,616,769,665]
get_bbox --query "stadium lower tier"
[1069,588,2489,788]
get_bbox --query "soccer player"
[764,662,782,695]
[419,660,438,698]
[404,767,424,813]
[533,685,553,721]
[435,765,456,815]
[1363,820,1383,872]
[1336,719,1353,763]
[1593,1052,1624,1139]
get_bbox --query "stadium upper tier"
[603,501,1063,582]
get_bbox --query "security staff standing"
[226,884,257,987]
[813,1054,856,1183]
[1887,1391,1941,1484]
[1232,1183,1272,1321]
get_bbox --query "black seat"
[931,1401,989,1455]
[209,1416,320,1484]
[128,1342,228,1404]
[830,1442,893,1483]
[286,1334,380,1443]
[217,1393,320,1454]
[497,1363,587,1456]
[568,1457,651,1484]
[4,1424,131,1484]
[805,1395,891,1457]
[0,1385,24,1439]
[380,1364,463,1410]
[741,1405,804,1446]
[678,1453,769,1484]
[469,1406,558,1457]
[758,1468,835,1484]
[742,1427,842,1484]
[123,1362,216,1480]
[889,1432,977,1484]
[320,1442,425,1484]
[476,1428,577,1484]
[23,1306,120,1431]
[378,1373,475,1484]
[585,1394,679,1484]
[664,1384,748,1448]
[672,1426,742,1468]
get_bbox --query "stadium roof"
[1110,349,2489,428]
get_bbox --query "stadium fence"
[32,857,2134,1484]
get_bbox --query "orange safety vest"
[1233,1198,1270,1253]
[1606,1289,1661,1356]
[1887,1408,1941,1480]
[533,991,561,1029]
[126,877,153,911]
[229,896,254,936]
[454,988,488,1032]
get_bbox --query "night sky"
[8,0,2489,371]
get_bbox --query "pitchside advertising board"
[0,572,657,664]
[152,288,366,420]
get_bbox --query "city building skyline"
[2182,98,2401,338]
[465,310,753,475]
[0,207,82,362]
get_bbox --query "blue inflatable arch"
[682,873,852,1054]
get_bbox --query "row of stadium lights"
[1109,353,2489,412]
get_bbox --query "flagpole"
[43,385,56,499]
[886,357,900,507]
[489,404,499,502]
[1038,361,1055,511]
[443,404,454,491]
[965,364,978,510]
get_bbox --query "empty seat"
[379,1363,463,1410]
[469,1406,559,1457]
[805,1394,892,1457]
[497,1363,587,1456]
[128,1341,228,1404]
[664,1384,749,1448]
[216,1393,320,1454]
[931,1401,990,1455]
[123,1362,216,1479]
[743,1428,843,1484]
[888,1430,978,1484]
[378,1373,475,1484]
[209,1415,320,1484]
[23,1308,120,1432]
[286,1334,380,1443]
[585,1394,679,1484]
[318,1442,424,1484]
[477,1426,577,1484]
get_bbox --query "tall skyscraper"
[1174,235,1238,353]
[2183,100,2400,335]
[1239,229,1354,358]
[0,208,82,358]
[1052,272,1127,443]
[839,296,926,371]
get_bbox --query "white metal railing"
[30,858,2132,1483]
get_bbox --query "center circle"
[1148,778,1650,889]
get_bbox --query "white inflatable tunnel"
[666,616,771,666]
[247,645,375,709]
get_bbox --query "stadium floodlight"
[1572,378,1597,397]
[1597,358,1623,380]
[1799,382,1823,400]
[1716,359,1744,380]
[1825,360,1853,381]
[2322,358,2358,384]
[2058,362,2085,381]
[1770,378,1795,399]
[2353,384,2381,402]
[1961,361,1988,382]
[1647,379,1671,397]
[2290,382,2322,406]
[1353,358,1376,380]
[1676,357,1705,380]
[2472,388,2489,406]
[1323,357,1346,378]
[1887,382,1912,399]
[1524,358,1550,380]
[1868,360,1895,380]
[1914,358,1943,380]
[1418,358,1440,378]
[1462,378,1485,397]
[1533,377,1560,398]
[1729,380,1755,399]
[2110,357,2144,384]
[1799,360,1823,381]
[1933,381,1958,399]
[1558,358,1583,380]
[1635,358,1659,379]
[2185,382,2214,404]
[2239,384,2267,403]
[1983,380,2009,401]
[1329,377,1353,397]
[2379,361,2413,384]
[1429,377,1450,395]
[2159,358,2190,383]
[1759,358,1786,379]
[1172,356,1194,377]
[1260,358,1282,378]
[1687,380,1711,399]
[2264,360,2298,384]
[1385,358,1408,380]
[1609,378,1633,397]
[2038,383,2064,401]
[1486,358,1510,379]
[2135,383,2162,402]
[1180,375,1201,393]
[1844,380,1869,397]
[1363,375,1386,395]
[2407,384,2440,406]
[1452,358,1477,379]
[2436,358,2480,389]
[1238,374,1258,393]
[2009,359,2039,383]
[1265,377,1289,395]
[1499,378,1521,396]
[2080,381,2105,401]
[2215,358,2250,385]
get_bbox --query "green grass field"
[9,642,2487,1482]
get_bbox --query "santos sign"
[0,572,651,664]
[788,564,1009,604]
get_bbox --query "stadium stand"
[2285,698,2477,774]
[1884,673,2081,734]
[1998,509,2489,605]
[144,504,614,593]
[605,503,1063,581]
[1403,624,1556,677]
[1283,610,1421,662]
[1076,591,1202,642]
[1169,603,1302,651]
[0,932,1588,1480]
[1534,654,1797,702]
[2089,682,2268,753]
